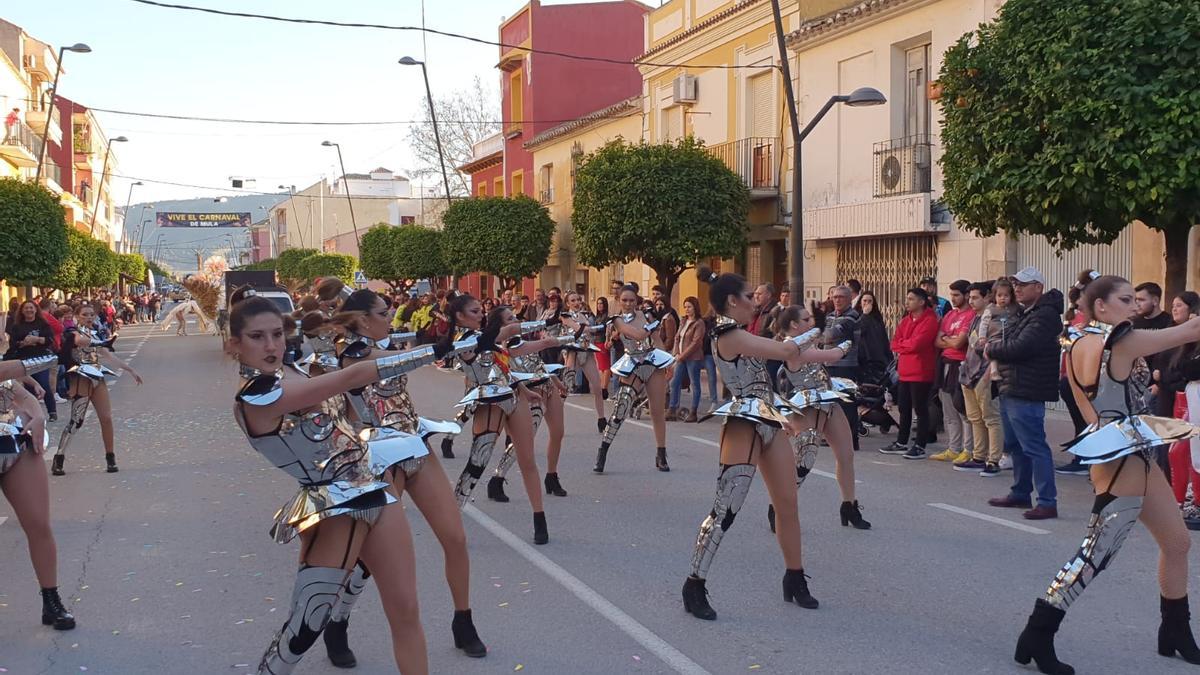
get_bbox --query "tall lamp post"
[399,56,453,208]
[277,184,301,248]
[35,42,90,182]
[769,0,885,295]
[88,135,128,236]
[136,216,153,253]
[320,141,360,248]
[121,181,143,252]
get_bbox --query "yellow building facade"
[527,97,645,305]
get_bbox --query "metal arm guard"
[788,327,823,352]
[388,331,417,345]
[376,337,477,381]
[21,355,58,376]
[518,320,547,335]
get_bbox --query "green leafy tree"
[360,223,447,291]
[236,258,277,272]
[0,177,69,287]
[147,260,172,281]
[297,252,357,285]
[117,253,148,283]
[573,138,750,294]
[939,0,1200,296]
[276,248,319,285]
[441,196,554,289]
[43,228,91,292]
[84,237,120,289]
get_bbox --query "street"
[1,317,1197,675]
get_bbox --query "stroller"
[856,358,899,433]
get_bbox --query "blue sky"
[3,0,536,202]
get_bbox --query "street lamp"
[278,184,301,248]
[769,1,886,294]
[399,56,453,208]
[321,140,360,247]
[136,217,153,253]
[35,42,90,182]
[88,135,128,236]
[122,181,143,250]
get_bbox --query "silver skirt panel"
[611,349,675,377]
[269,480,395,544]
[1064,414,1199,465]
[69,363,117,382]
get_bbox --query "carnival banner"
[156,212,252,228]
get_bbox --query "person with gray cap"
[985,266,1064,519]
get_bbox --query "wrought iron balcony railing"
[873,134,932,198]
[705,137,778,193]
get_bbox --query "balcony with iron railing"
[538,186,554,204]
[873,134,932,198]
[40,162,64,194]
[0,121,43,167]
[704,137,779,197]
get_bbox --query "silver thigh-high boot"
[489,401,544,502]
[682,463,756,620]
[594,384,636,473]
[768,429,818,532]
[322,562,369,668]
[51,395,90,476]
[455,430,500,507]
[1014,493,1144,675]
[441,407,472,459]
[259,565,350,675]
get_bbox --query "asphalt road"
[1,316,1197,674]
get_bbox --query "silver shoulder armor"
[237,372,284,407]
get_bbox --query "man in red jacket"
[880,287,940,459]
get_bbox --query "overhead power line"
[127,0,779,71]
[110,172,448,201]
[87,106,617,127]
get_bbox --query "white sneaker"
[54,394,68,403]
[999,454,1013,471]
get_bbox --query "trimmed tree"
[360,223,446,292]
[118,253,148,283]
[573,138,750,294]
[298,252,357,285]
[939,0,1200,296]
[441,196,554,290]
[0,177,69,288]
[276,247,319,285]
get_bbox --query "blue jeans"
[28,368,56,415]
[669,360,703,410]
[702,354,719,405]
[999,396,1057,507]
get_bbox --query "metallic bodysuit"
[1042,321,1199,610]
[449,329,517,505]
[0,357,54,474]
[690,318,805,580]
[597,313,675,455]
[561,311,604,390]
[57,327,116,459]
[493,335,570,479]
[776,334,853,490]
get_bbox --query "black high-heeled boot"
[682,576,716,620]
[105,453,118,473]
[1014,599,1075,674]
[40,587,75,630]
[597,418,607,435]
[655,447,670,472]
[1159,595,1200,664]
[441,436,455,459]
[767,504,776,533]
[323,618,356,668]
[839,501,871,530]
[533,511,549,545]
[593,443,609,473]
[487,476,509,502]
[452,609,487,658]
[782,569,819,609]
[544,473,567,497]
[51,455,65,476]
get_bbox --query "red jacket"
[41,311,63,350]
[891,309,938,382]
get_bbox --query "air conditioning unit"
[672,74,698,104]
[877,150,906,197]
[876,140,932,198]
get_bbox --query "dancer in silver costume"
[593,285,675,473]
[52,304,144,476]
[0,356,75,630]
[682,267,849,622]
[228,289,468,675]
[443,295,563,544]
[767,305,870,532]
[488,316,577,501]
[1014,275,1200,674]
[561,291,608,432]
[326,289,485,663]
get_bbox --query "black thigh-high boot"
[595,384,636,473]
[323,562,370,668]
[684,463,756,620]
[454,430,500,507]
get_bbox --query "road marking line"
[927,502,1050,535]
[462,505,711,675]
[564,400,651,430]
[681,435,861,483]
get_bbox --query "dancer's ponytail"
[697,265,746,314]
